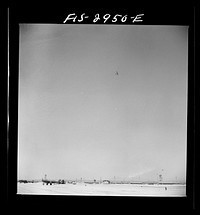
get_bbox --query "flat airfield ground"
[17,182,186,196]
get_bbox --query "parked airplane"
[42,175,65,185]
[18,179,34,183]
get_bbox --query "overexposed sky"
[18,24,188,182]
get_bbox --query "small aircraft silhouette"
[42,174,65,185]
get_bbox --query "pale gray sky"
[18,24,188,182]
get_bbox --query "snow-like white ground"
[17,182,186,196]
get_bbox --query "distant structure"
[159,174,163,183]
[158,169,164,183]
[103,180,110,184]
